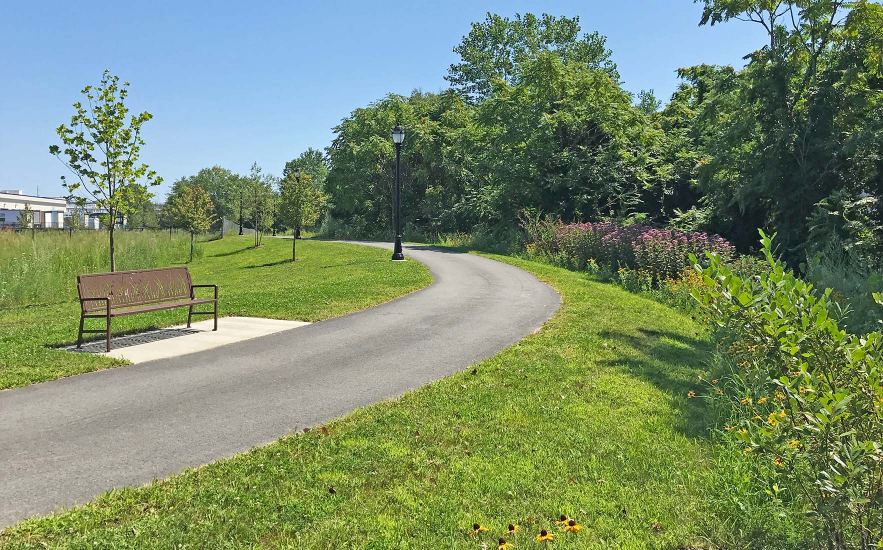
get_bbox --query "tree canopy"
[321,5,883,266]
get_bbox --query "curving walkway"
[0,243,560,528]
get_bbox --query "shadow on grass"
[320,259,387,269]
[210,246,252,258]
[598,327,716,439]
[244,259,294,269]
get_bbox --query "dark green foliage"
[324,5,882,271]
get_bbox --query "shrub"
[692,230,883,549]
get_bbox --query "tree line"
[322,1,883,267]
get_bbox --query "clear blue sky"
[0,0,765,199]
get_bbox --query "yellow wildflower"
[724,426,736,431]
[712,379,719,384]
[789,440,800,448]
[757,397,768,404]
[743,447,752,454]
[688,391,696,398]
[555,515,569,526]
[505,524,519,535]
[472,523,488,535]
[752,415,762,420]
[776,392,785,400]
[564,519,582,533]
[741,397,752,405]
[767,412,779,426]
[800,386,807,394]
[498,538,514,550]
[537,529,554,542]
[737,428,748,435]
[774,457,784,467]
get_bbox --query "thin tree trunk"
[190,232,195,262]
[292,233,296,261]
[109,215,116,272]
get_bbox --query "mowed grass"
[0,236,431,390]
[0,254,791,549]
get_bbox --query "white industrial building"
[0,190,67,228]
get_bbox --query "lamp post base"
[391,236,405,261]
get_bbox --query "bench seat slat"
[107,299,216,317]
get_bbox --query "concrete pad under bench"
[67,317,310,364]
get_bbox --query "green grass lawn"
[0,236,431,390]
[0,253,798,549]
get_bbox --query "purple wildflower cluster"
[531,220,735,280]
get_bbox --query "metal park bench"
[76,267,218,352]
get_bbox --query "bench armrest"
[191,284,218,299]
[80,296,111,314]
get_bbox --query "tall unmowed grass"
[0,230,192,308]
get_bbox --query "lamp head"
[391,123,405,145]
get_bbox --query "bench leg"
[106,313,112,353]
[76,314,85,349]
[187,305,193,328]
[213,301,218,331]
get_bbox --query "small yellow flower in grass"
[757,397,768,404]
[716,389,723,395]
[472,523,488,535]
[752,415,762,420]
[564,519,582,533]
[767,412,780,426]
[799,386,807,394]
[724,425,736,431]
[741,397,752,405]
[712,379,719,384]
[737,428,747,435]
[688,391,696,398]
[778,411,786,418]
[498,538,514,549]
[743,447,752,454]
[556,515,569,526]
[774,457,784,467]
[776,392,785,400]
[536,529,554,542]
[504,524,519,535]
[789,440,800,448]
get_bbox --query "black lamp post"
[391,122,405,261]
[272,193,277,237]
[293,168,301,239]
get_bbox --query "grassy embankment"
[0,232,431,390]
[0,251,801,549]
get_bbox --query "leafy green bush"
[803,239,883,335]
[692,231,883,549]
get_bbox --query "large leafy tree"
[446,12,617,102]
[184,166,241,236]
[693,0,883,258]
[283,148,329,191]
[49,70,161,271]
[473,52,659,226]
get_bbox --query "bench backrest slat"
[77,267,193,312]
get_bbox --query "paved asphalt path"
[0,242,560,528]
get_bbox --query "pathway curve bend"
[0,242,560,528]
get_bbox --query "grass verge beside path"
[0,237,431,390]
[0,253,795,548]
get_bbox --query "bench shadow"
[597,327,716,440]
[64,327,202,354]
